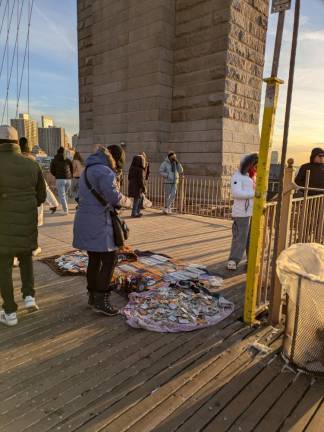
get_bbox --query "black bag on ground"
[84,167,129,247]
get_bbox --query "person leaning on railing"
[295,147,324,196]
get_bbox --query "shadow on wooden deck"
[0,209,323,431]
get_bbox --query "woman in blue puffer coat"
[73,146,131,316]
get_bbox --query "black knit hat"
[310,147,324,162]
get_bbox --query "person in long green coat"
[0,125,46,327]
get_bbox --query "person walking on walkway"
[128,155,146,218]
[107,144,126,189]
[50,147,73,215]
[19,137,58,217]
[295,147,324,196]
[72,151,84,198]
[227,153,258,271]
[73,146,131,316]
[0,126,46,326]
[159,151,184,214]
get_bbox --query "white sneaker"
[0,311,18,326]
[162,208,169,215]
[32,247,42,257]
[227,260,237,271]
[24,296,39,312]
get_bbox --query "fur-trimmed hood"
[86,147,116,170]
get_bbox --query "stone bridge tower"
[78,0,269,176]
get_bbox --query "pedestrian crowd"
[0,121,323,326]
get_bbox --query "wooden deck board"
[281,383,324,432]
[1,209,323,432]
[305,401,324,432]
[40,322,245,432]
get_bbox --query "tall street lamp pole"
[244,1,290,325]
[270,0,301,325]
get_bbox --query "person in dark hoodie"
[227,153,258,271]
[295,147,324,196]
[73,146,131,316]
[50,147,73,214]
[107,145,126,189]
[128,155,146,218]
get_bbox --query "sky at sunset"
[0,0,323,162]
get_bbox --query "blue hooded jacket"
[73,150,122,252]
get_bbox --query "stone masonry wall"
[78,0,176,173]
[222,0,269,173]
[167,0,232,175]
[77,0,270,176]
[78,0,94,154]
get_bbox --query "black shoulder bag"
[84,167,129,247]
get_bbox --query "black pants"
[0,254,35,314]
[86,251,117,293]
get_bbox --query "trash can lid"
[277,243,324,283]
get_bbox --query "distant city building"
[64,133,71,149]
[41,115,54,128]
[271,151,279,164]
[11,113,38,150]
[72,134,79,149]
[32,145,47,157]
[38,126,65,156]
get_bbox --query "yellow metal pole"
[244,77,283,325]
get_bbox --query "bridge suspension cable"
[0,0,34,124]
[1,0,25,123]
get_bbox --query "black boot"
[93,292,119,316]
[87,291,94,308]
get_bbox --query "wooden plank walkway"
[0,209,323,432]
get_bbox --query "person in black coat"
[128,155,146,218]
[50,147,73,214]
[295,147,324,196]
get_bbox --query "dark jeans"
[86,251,117,293]
[0,254,35,314]
[132,196,142,216]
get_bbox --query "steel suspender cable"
[1,0,25,123]
[6,0,9,122]
[0,0,17,81]
[15,0,33,117]
[0,2,9,38]
[17,0,19,108]
[27,0,29,114]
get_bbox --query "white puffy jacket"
[231,171,255,217]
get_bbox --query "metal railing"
[122,174,282,220]
[256,192,324,314]
[122,175,234,219]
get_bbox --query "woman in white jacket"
[227,153,258,270]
